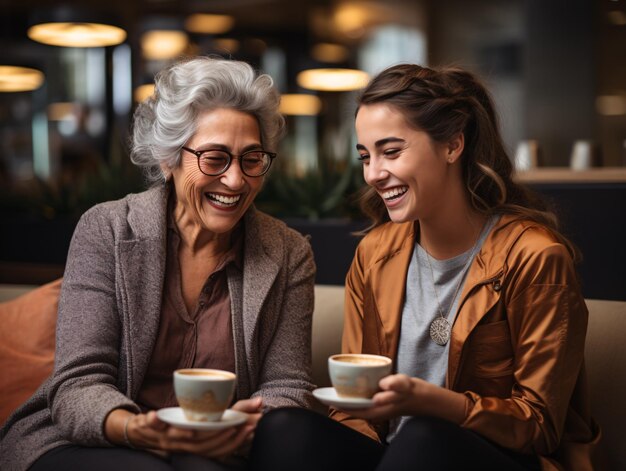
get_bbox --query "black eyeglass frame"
[181,146,277,177]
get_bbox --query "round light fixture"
[28,22,126,47]
[135,84,155,102]
[185,14,234,34]
[279,94,322,116]
[0,66,45,92]
[311,43,350,63]
[297,68,369,92]
[141,30,189,60]
[27,7,127,47]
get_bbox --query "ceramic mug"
[173,368,236,422]
[328,353,392,398]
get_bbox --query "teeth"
[207,193,241,205]
[381,187,408,200]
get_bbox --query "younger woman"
[250,64,600,471]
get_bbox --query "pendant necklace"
[424,222,486,346]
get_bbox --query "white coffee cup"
[514,140,541,171]
[570,140,601,170]
[328,353,392,398]
[173,368,236,422]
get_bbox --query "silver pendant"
[430,317,451,346]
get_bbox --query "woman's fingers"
[145,410,169,431]
[372,390,402,406]
[379,374,412,392]
[231,397,263,414]
[138,400,260,458]
[131,413,173,449]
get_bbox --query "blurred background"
[0,0,624,299]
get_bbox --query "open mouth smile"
[381,186,408,201]
[205,192,242,208]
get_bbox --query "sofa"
[1,283,624,468]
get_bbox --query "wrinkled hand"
[127,397,264,460]
[128,411,180,451]
[231,396,263,451]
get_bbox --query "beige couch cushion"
[311,285,345,389]
[584,299,626,469]
[0,279,61,424]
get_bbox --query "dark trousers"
[249,408,541,471]
[29,445,246,471]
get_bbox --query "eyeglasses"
[181,146,276,177]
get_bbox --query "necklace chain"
[423,222,487,345]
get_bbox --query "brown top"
[136,219,242,412]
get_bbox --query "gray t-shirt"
[387,216,498,441]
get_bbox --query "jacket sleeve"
[48,206,140,446]
[252,230,317,409]
[460,239,588,455]
[328,239,382,442]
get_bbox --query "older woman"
[0,57,316,471]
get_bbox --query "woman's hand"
[344,374,469,425]
[106,397,263,459]
[231,396,264,450]
[105,409,170,451]
[346,374,422,421]
[156,397,263,460]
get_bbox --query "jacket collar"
[446,215,537,385]
[367,214,536,366]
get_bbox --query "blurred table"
[515,167,626,184]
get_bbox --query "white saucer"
[312,387,375,410]
[156,407,247,431]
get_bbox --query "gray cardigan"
[0,185,316,470]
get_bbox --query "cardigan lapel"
[117,186,168,398]
[237,209,280,389]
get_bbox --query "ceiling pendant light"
[279,94,322,116]
[140,16,190,61]
[311,43,350,64]
[0,66,45,92]
[297,68,369,92]
[134,84,155,103]
[141,30,189,60]
[27,8,126,47]
[185,14,235,34]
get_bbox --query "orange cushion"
[0,278,61,424]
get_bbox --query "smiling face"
[170,107,264,238]
[355,103,462,224]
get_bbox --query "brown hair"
[356,64,577,259]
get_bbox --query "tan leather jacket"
[331,215,601,470]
